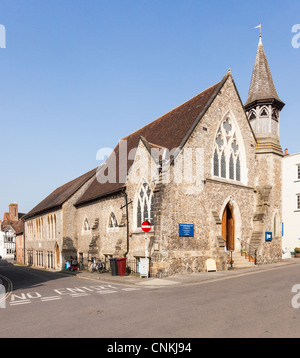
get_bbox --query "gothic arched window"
[213,116,243,182]
[221,151,226,178]
[213,148,219,176]
[83,218,90,231]
[136,182,154,228]
[109,213,118,228]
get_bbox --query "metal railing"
[237,238,257,265]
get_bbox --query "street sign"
[179,223,194,237]
[265,232,272,241]
[141,220,151,233]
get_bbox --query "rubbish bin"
[110,258,118,276]
[116,257,127,276]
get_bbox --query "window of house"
[136,182,154,228]
[297,165,300,180]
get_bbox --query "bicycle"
[88,258,106,273]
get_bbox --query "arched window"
[236,156,241,181]
[109,213,118,228]
[213,148,219,176]
[260,107,269,117]
[53,214,56,239]
[83,218,90,231]
[213,116,244,182]
[136,182,154,228]
[249,110,256,120]
[229,153,234,180]
[221,151,226,178]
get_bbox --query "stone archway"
[220,198,242,252]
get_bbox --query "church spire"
[245,33,285,154]
[245,34,284,110]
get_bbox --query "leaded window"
[236,156,241,181]
[213,148,219,176]
[213,116,242,182]
[136,182,153,227]
[229,153,234,180]
[221,151,226,178]
[109,213,118,228]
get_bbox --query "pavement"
[61,257,300,287]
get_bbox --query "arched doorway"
[222,203,235,250]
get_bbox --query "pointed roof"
[75,74,233,206]
[245,37,284,110]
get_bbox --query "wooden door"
[222,204,235,250]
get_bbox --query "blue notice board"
[179,223,194,237]
[265,232,272,241]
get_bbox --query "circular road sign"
[141,220,151,233]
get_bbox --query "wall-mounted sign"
[179,223,194,237]
[265,232,273,241]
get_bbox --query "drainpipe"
[122,189,130,258]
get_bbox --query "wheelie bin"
[116,257,127,276]
[110,258,118,276]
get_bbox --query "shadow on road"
[0,259,74,292]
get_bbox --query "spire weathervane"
[254,23,262,38]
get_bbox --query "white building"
[282,152,300,253]
[0,225,16,259]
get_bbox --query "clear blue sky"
[0,0,299,215]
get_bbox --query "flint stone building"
[24,37,285,276]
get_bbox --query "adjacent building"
[0,202,25,259]
[282,151,300,252]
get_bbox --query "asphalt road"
[1,259,300,339]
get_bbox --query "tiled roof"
[75,75,228,206]
[23,168,97,220]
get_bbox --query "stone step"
[229,252,255,268]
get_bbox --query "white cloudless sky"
[0,0,299,215]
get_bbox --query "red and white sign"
[141,220,151,233]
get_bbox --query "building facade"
[282,151,300,252]
[24,36,285,276]
[23,168,96,270]
[0,203,24,259]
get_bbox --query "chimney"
[9,202,18,222]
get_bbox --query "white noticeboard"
[205,258,217,272]
[140,258,149,278]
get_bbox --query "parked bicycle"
[88,258,106,273]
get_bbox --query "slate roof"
[245,38,284,109]
[75,74,230,206]
[23,168,97,220]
